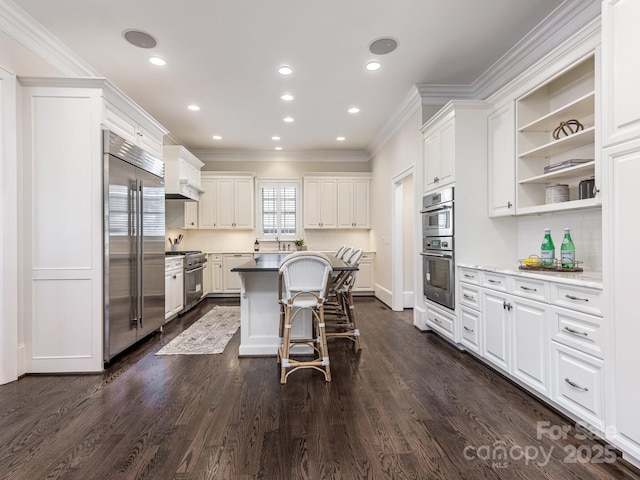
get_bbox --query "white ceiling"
[10,0,564,154]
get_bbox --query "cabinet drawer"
[482,271,509,292]
[459,306,481,354]
[426,304,454,339]
[511,276,549,303]
[552,342,604,428]
[458,267,480,285]
[459,283,481,309]
[550,283,602,317]
[165,257,183,271]
[551,307,603,359]
[209,254,223,262]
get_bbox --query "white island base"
[237,270,313,356]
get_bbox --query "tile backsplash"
[517,208,602,274]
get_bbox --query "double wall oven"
[421,187,455,310]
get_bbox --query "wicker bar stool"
[277,251,333,384]
[325,248,363,351]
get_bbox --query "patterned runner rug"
[156,306,240,355]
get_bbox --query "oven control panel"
[423,236,453,252]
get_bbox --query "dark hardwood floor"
[1,297,638,480]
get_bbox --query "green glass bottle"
[560,228,575,268]
[541,228,555,267]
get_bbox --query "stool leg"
[279,304,292,384]
[345,291,361,351]
[317,305,331,382]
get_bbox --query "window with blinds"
[257,181,300,238]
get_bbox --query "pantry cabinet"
[198,174,255,229]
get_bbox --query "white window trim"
[255,179,301,240]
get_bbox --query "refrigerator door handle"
[136,178,144,329]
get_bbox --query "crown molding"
[0,0,99,76]
[191,149,370,163]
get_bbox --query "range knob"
[442,241,449,248]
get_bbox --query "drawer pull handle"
[488,279,501,284]
[564,378,588,392]
[565,294,589,302]
[432,318,442,324]
[563,326,588,336]
[463,326,474,333]
[463,294,475,300]
[464,274,475,279]
[520,286,537,292]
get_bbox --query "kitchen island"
[232,253,356,356]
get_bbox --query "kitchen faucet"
[275,236,281,251]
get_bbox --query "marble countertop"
[231,253,356,272]
[458,262,603,289]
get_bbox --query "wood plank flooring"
[1,297,639,479]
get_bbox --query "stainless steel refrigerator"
[103,130,165,362]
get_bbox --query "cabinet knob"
[507,201,513,208]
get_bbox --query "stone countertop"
[231,253,357,272]
[457,262,603,289]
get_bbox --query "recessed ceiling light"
[272,136,281,141]
[348,107,360,114]
[278,65,293,76]
[336,136,346,141]
[187,105,200,111]
[283,116,294,123]
[366,61,381,71]
[275,146,283,151]
[123,29,157,49]
[281,93,294,101]
[212,135,222,140]
[149,56,166,66]
[369,37,398,55]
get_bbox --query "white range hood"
[163,145,205,201]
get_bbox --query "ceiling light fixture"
[187,105,200,111]
[278,65,293,76]
[369,37,398,55]
[283,116,294,123]
[272,136,281,141]
[348,107,360,114]
[149,56,166,66]
[281,93,294,101]
[366,61,381,72]
[123,29,158,49]
[275,146,283,151]
[212,135,222,140]
[336,136,346,141]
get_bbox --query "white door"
[482,290,510,372]
[511,297,548,395]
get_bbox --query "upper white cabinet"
[515,53,599,214]
[336,178,371,229]
[303,174,371,229]
[602,0,640,147]
[198,173,255,229]
[487,103,516,216]
[103,100,164,157]
[422,113,455,191]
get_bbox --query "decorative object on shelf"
[545,184,570,204]
[543,158,592,174]
[552,119,584,140]
[578,177,596,199]
[518,257,583,272]
[293,239,305,251]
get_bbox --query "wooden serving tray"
[518,265,583,273]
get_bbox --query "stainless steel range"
[165,251,207,312]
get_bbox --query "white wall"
[370,108,423,305]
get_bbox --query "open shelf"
[516,197,599,216]
[519,126,595,158]
[519,92,595,132]
[519,161,595,185]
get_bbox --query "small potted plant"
[293,239,306,251]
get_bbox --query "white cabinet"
[482,289,511,372]
[602,0,640,147]
[337,178,371,229]
[515,53,599,214]
[353,252,374,292]
[163,145,205,201]
[209,254,223,293]
[303,178,337,228]
[198,174,255,229]
[425,301,455,341]
[103,102,164,157]
[487,103,516,216]
[165,257,184,321]
[602,138,640,461]
[223,254,252,292]
[165,200,198,229]
[422,114,455,191]
[459,306,481,354]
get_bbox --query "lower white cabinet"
[353,252,374,292]
[425,301,455,341]
[165,258,184,321]
[223,254,252,292]
[209,254,223,293]
[458,265,603,431]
